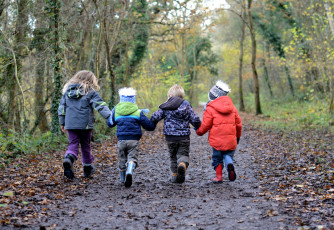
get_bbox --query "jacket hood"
[115,102,139,116]
[159,96,184,110]
[66,84,85,99]
[207,96,234,114]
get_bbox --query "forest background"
[0,0,334,166]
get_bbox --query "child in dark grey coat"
[58,70,111,179]
[151,84,201,183]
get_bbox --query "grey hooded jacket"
[58,83,111,130]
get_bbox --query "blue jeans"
[212,148,235,170]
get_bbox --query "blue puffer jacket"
[150,97,201,137]
[58,84,111,130]
[107,102,155,140]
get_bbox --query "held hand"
[142,109,149,114]
[61,126,66,133]
[237,138,240,144]
[107,115,114,127]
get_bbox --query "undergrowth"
[0,118,115,169]
[240,94,334,133]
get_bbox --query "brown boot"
[171,173,178,183]
[176,162,187,183]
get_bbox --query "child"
[196,80,242,183]
[150,84,201,183]
[58,70,112,179]
[107,87,154,188]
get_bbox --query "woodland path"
[6,108,334,229]
[38,112,293,230]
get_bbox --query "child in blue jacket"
[107,87,154,188]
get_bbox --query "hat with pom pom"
[208,80,231,101]
[119,87,136,103]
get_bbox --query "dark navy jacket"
[107,102,155,140]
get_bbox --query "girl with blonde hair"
[58,70,111,179]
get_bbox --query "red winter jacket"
[196,96,242,151]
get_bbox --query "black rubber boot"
[63,154,76,179]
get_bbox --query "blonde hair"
[167,84,185,99]
[62,70,100,94]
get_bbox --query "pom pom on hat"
[119,87,136,103]
[208,80,231,101]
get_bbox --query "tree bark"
[247,0,262,115]
[324,1,334,112]
[50,0,62,134]
[7,0,28,132]
[238,1,246,112]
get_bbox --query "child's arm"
[139,111,155,131]
[196,109,213,136]
[187,105,201,130]
[107,108,116,128]
[58,94,66,127]
[235,108,242,140]
[150,109,164,125]
[89,91,112,119]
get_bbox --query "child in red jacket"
[196,81,242,183]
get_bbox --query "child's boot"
[171,173,178,183]
[119,170,126,183]
[63,154,76,179]
[176,162,187,183]
[227,163,236,181]
[212,164,223,183]
[83,164,96,178]
[125,161,135,188]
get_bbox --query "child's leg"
[63,130,80,179]
[223,150,236,181]
[79,130,94,165]
[211,148,223,170]
[126,140,139,165]
[117,140,128,171]
[212,148,223,183]
[176,139,190,168]
[79,130,96,178]
[175,139,190,183]
[65,130,81,159]
[124,140,139,188]
[222,150,234,168]
[167,141,178,174]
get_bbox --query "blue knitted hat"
[119,87,136,103]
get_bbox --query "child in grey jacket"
[58,70,111,179]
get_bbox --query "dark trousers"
[167,140,190,173]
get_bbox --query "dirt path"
[37,120,292,229]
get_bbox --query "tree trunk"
[7,0,28,132]
[324,1,334,112]
[75,20,92,72]
[262,58,273,98]
[0,0,5,17]
[7,64,16,131]
[238,1,246,112]
[50,0,62,134]
[103,2,116,108]
[93,0,103,78]
[247,0,262,115]
[32,4,49,133]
